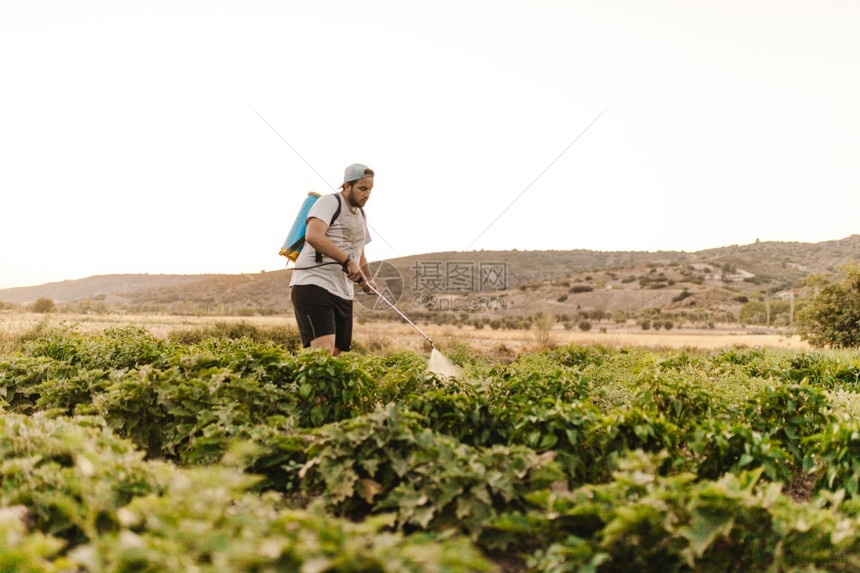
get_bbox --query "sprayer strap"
[292,261,343,271]
[314,196,342,264]
[312,194,365,264]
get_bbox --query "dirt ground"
[0,311,810,353]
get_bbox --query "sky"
[1,0,858,289]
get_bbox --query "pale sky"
[2,0,858,289]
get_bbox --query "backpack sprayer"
[279,191,321,262]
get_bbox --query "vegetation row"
[1,324,860,571]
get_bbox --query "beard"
[347,191,365,208]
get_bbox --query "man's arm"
[305,218,362,279]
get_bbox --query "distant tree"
[32,297,55,313]
[739,301,767,325]
[796,262,860,348]
[672,289,693,303]
[578,319,592,332]
[591,309,608,323]
[531,312,557,346]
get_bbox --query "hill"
[2,235,859,324]
[0,274,219,305]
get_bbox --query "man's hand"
[345,258,364,283]
[361,279,378,295]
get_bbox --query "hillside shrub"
[672,289,692,302]
[31,298,55,313]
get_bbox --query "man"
[289,163,377,355]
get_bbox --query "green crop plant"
[807,417,860,496]
[743,382,834,463]
[501,451,860,572]
[690,419,793,483]
[299,403,565,538]
[3,326,860,569]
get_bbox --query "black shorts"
[290,284,354,351]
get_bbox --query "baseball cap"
[343,163,374,183]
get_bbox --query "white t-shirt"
[289,193,371,300]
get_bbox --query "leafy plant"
[300,404,564,538]
[690,419,793,483]
[743,382,834,462]
[6,327,860,569]
[75,466,492,573]
[507,451,860,572]
[0,413,168,548]
[168,321,301,350]
[634,370,713,430]
[807,417,860,496]
[0,506,70,572]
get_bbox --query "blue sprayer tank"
[279,191,321,262]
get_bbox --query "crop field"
[2,316,860,571]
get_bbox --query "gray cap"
[343,163,373,183]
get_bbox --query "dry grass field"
[356,321,810,353]
[0,311,810,353]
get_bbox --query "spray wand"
[361,280,434,349]
[356,271,461,377]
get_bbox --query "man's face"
[346,177,373,208]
